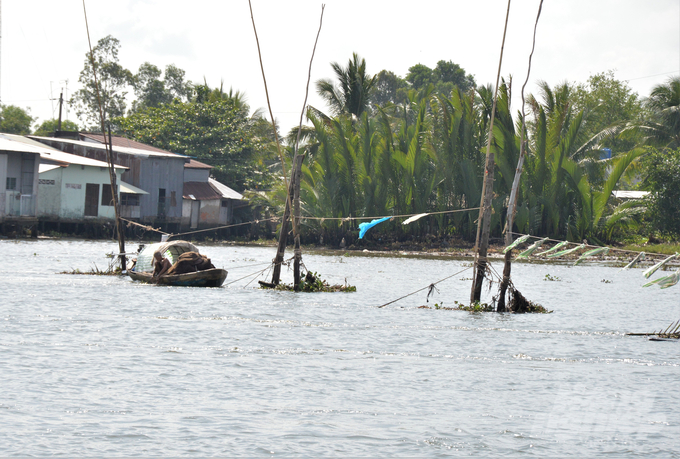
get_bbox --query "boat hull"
[128,268,228,287]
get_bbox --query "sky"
[2,0,679,135]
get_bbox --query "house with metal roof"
[38,149,149,222]
[182,159,244,230]
[30,133,187,231]
[0,134,42,233]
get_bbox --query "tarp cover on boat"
[132,240,199,273]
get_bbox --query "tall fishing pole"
[81,0,126,271]
[470,0,512,303]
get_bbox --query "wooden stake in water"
[471,0,511,304]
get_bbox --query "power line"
[623,70,678,82]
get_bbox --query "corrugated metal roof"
[0,133,58,155]
[80,133,177,155]
[209,178,244,200]
[29,135,182,159]
[183,181,222,201]
[185,159,212,169]
[41,149,127,169]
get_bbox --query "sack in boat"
[166,251,215,275]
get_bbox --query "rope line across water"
[377,266,473,308]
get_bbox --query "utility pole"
[57,91,63,131]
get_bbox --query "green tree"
[0,105,35,134]
[640,147,680,236]
[405,64,435,91]
[371,70,407,107]
[33,118,79,136]
[70,35,133,130]
[131,63,193,112]
[572,70,642,153]
[118,92,274,191]
[639,76,680,149]
[163,64,193,101]
[316,53,376,118]
[405,60,475,95]
[573,71,642,133]
[131,62,171,110]
[433,60,476,93]
[520,81,642,242]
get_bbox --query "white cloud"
[2,0,678,132]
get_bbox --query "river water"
[1,239,678,456]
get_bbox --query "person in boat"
[152,251,172,280]
[165,251,215,275]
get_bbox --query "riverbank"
[4,232,678,267]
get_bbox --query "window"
[121,193,140,206]
[6,177,17,190]
[158,188,166,217]
[101,184,115,206]
[170,190,177,207]
[221,200,228,207]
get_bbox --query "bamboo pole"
[271,169,295,285]
[293,155,304,290]
[82,0,125,271]
[498,0,543,312]
[253,3,324,287]
[470,0,512,304]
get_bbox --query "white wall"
[37,168,63,217]
[38,164,123,220]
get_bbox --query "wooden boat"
[127,240,227,287]
[128,267,227,287]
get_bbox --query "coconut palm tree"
[639,76,680,149]
[315,53,377,118]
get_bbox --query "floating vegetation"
[418,293,551,314]
[508,288,552,313]
[543,274,561,282]
[60,264,122,276]
[271,272,356,292]
[453,301,495,312]
[418,301,494,312]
